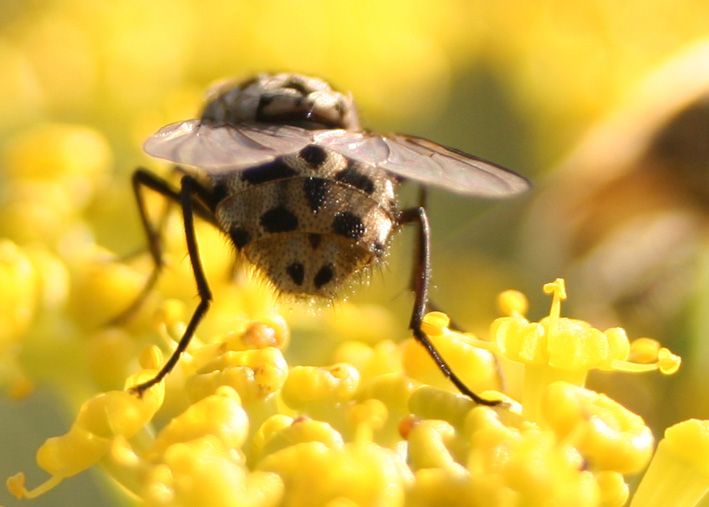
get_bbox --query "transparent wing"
[144,121,530,196]
[315,130,530,197]
[143,120,317,172]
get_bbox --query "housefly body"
[128,73,530,404]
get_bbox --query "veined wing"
[144,121,530,197]
[143,120,316,172]
[315,130,530,197]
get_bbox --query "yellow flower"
[490,279,681,421]
[542,382,653,474]
[408,402,601,506]
[8,367,164,499]
[401,311,501,395]
[141,435,284,507]
[257,439,410,506]
[402,382,647,506]
[0,240,38,378]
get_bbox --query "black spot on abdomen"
[209,181,230,210]
[308,233,322,249]
[303,178,329,212]
[332,211,365,239]
[260,206,299,233]
[286,262,305,286]
[299,145,328,168]
[241,159,298,185]
[229,227,251,250]
[314,264,334,288]
[335,166,375,194]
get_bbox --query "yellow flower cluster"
[5,234,697,507]
[489,280,681,422]
[4,3,709,504]
[0,121,703,507]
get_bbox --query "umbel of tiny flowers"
[5,279,692,506]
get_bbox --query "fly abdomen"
[214,176,394,298]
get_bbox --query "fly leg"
[409,188,470,331]
[122,171,214,396]
[399,199,500,406]
[107,169,178,325]
[109,168,215,326]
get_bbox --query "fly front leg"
[129,174,213,396]
[107,169,182,325]
[405,188,467,331]
[398,204,500,406]
[110,167,216,322]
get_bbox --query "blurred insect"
[127,73,529,403]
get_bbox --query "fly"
[125,73,530,404]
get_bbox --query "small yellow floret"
[77,390,157,439]
[149,386,249,459]
[37,426,112,479]
[258,440,409,505]
[459,405,602,505]
[281,364,360,408]
[147,435,283,507]
[403,316,498,393]
[187,348,289,404]
[490,279,680,422]
[0,240,37,345]
[250,414,296,462]
[491,306,630,371]
[254,417,345,462]
[497,289,529,316]
[409,386,477,429]
[406,418,467,474]
[542,382,653,474]
[7,366,164,497]
[225,316,290,351]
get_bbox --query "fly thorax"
[213,145,398,298]
[201,73,360,130]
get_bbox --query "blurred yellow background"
[2,0,709,504]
